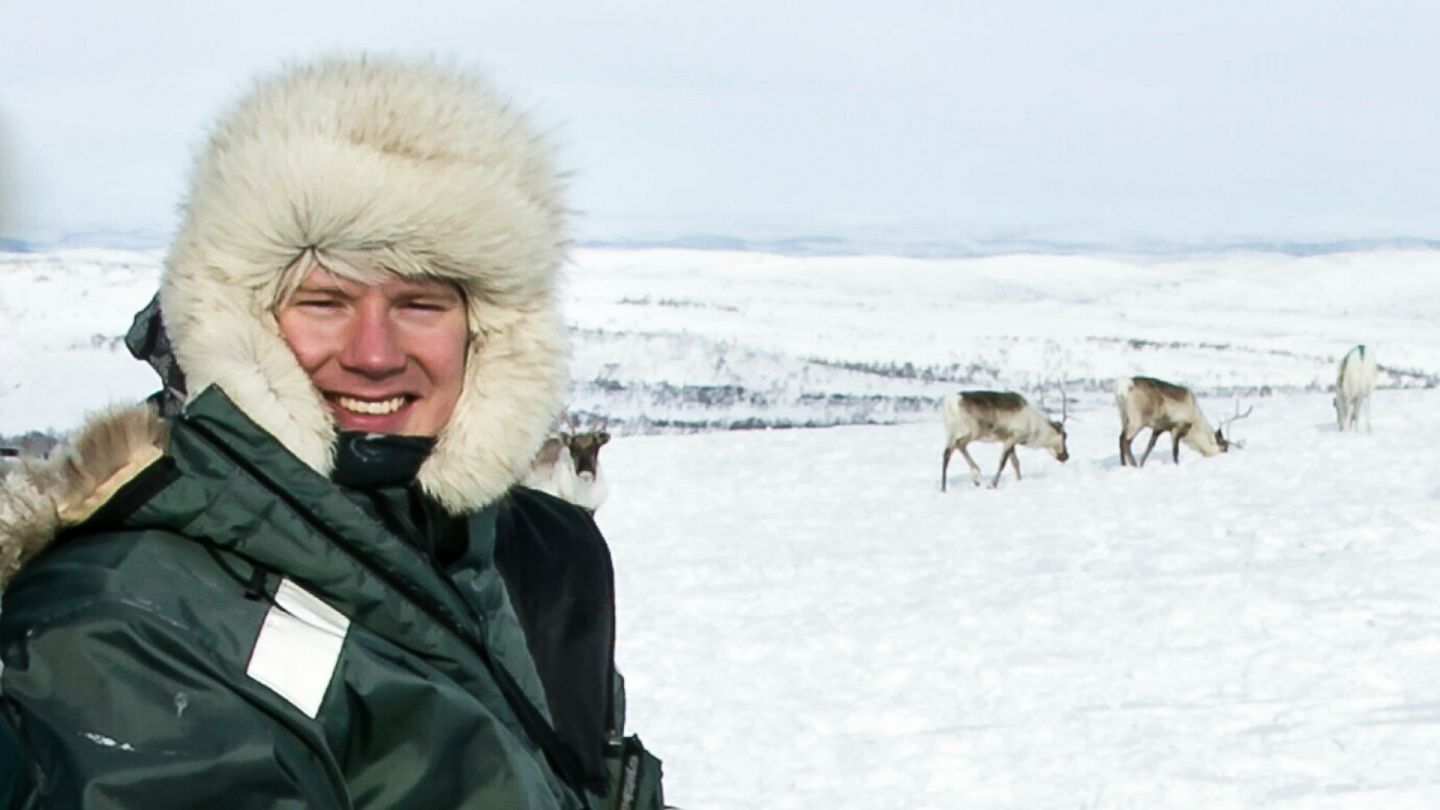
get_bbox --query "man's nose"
[338,303,406,375]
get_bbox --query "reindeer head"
[1215,401,1253,453]
[1048,420,1070,462]
[1050,387,1070,462]
[562,431,610,481]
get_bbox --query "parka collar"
[0,385,500,629]
[137,386,499,641]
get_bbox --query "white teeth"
[335,395,406,415]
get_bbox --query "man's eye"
[295,298,342,310]
[404,301,452,312]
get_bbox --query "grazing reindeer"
[1333,345,1378,432]
[941,391,1068,491]
[524,426,612,512]
[1115,377,1250,467]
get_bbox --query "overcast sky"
[3,0,1438,247]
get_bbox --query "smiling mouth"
[332,394,410,416]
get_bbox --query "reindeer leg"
[942,445,953,492]
[1120,429,1138,467]
[1172,426,1188,464]
[958,443,983,487]
[1138,429,1164,467]
[991,445,1014,488]
[1009,447,1022,481]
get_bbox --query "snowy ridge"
[3,247,1438,436]
[560,248,1439,433]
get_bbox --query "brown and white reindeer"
[1115,376,1250,467]
[940,391,1069,491]
[524,419,612,512]
[1333,344,1378,433]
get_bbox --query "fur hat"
[160,56,569,513]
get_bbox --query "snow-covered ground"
[3,246,1440,807]
[606,391,1440,808]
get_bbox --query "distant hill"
[1,229,168,252]
[5,229,1440,259]
[577,233,1440,259]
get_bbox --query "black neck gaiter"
[330,431,469,568]
[331,431,436,489]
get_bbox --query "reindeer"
[524,423,612,512]
[1333,345,1377,432]
[941,391,1068,491]
[1115,377,1249,467]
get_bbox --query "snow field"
[602,389,1440,808]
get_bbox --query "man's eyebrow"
[396,285,464,303]
[292,281,355,298]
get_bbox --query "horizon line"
[4,230,1440,261]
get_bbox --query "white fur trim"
[162,56,568,511]
[0,405,169,587]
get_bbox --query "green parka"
[0,389,660,808]
[0,388,662,808]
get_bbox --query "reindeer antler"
[1216,399,1253,447]
[1217,401,1252,430]
[1040,380,1071,425]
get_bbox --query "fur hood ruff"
[0,405,167,586]
[2,57,570,582]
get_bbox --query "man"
[0,57,663,808]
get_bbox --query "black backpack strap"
[495,487,618,794]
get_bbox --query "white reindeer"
[1333,345,1378,433]
[941,391,1069,491]
[1115,376,1249,467]
[524,429,611,512]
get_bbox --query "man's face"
[275,267,469,437]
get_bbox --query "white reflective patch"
[245,578,350,719]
